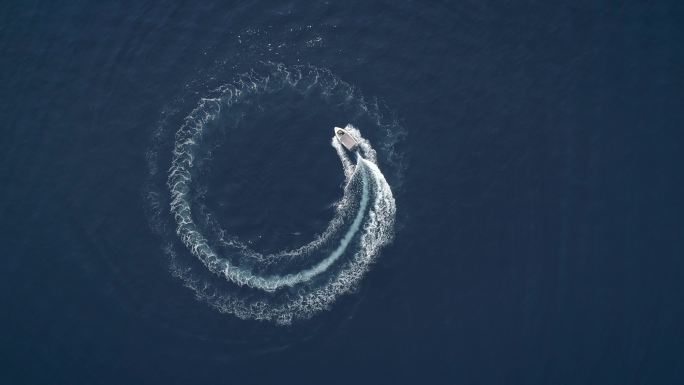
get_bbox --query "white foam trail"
[167,151,395,324]
[149,63,400,324]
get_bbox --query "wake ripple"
[147,63,400,324]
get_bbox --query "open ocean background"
[2,1,683,384]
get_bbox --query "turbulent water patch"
[146,63,403,324]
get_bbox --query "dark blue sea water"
[2,1,684,384]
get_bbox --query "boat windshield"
[337,130,345,135]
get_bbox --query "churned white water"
[146,63,401,324]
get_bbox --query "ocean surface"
[2,1,683,384]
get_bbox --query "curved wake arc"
[147,63,401,324]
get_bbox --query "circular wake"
[146,63,403,324]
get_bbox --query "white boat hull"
[334,127,359,151]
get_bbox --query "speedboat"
[334,126,359,151]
